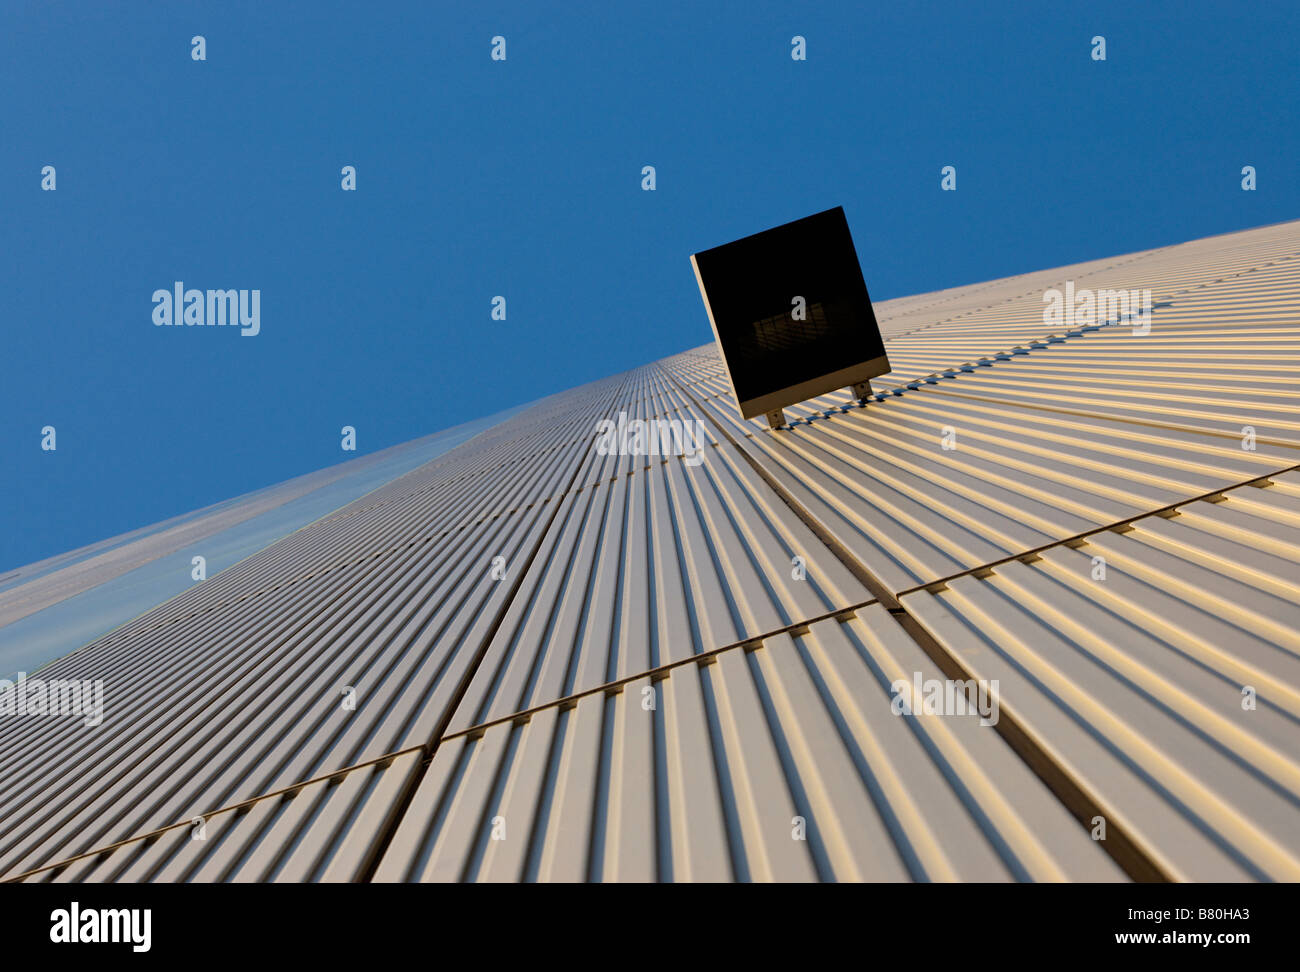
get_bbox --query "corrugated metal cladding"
[22,752,423,883]
[5,220,1299,883]
[901,473,1300,882]
[0,410,521,678]
[374,609,1122,883]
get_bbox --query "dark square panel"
[691,207,890,419]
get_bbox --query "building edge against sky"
[1,217,1299,882]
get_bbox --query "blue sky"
[2,0,1297,571]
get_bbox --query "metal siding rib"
[0,428,465,614]
[445,441,875,733]
[374,610,1122,883]
[1,368,632,878]
[0,441,599,874]
[901,474,1300,881]
[74,429,594,646]
[20,752,421,883]
[668,254,1300,591]
[47,379,627,657]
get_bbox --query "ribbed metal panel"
[671,220,1300,412]
[900,473,1300,881]
[19,751,421,884]
[874,221,1300,379]
[374,608,1123,882]
[0,426,493,677]
[448,442,874,732]
[0,500,561,875]
[67,379,627,655]
[0,369,638,876]
[657,226,1300,597]
[693,389,1297,595]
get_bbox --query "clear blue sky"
[2,0,1297,571]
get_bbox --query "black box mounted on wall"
[690,206,890,429]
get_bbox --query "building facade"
[3,220,1299,882]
